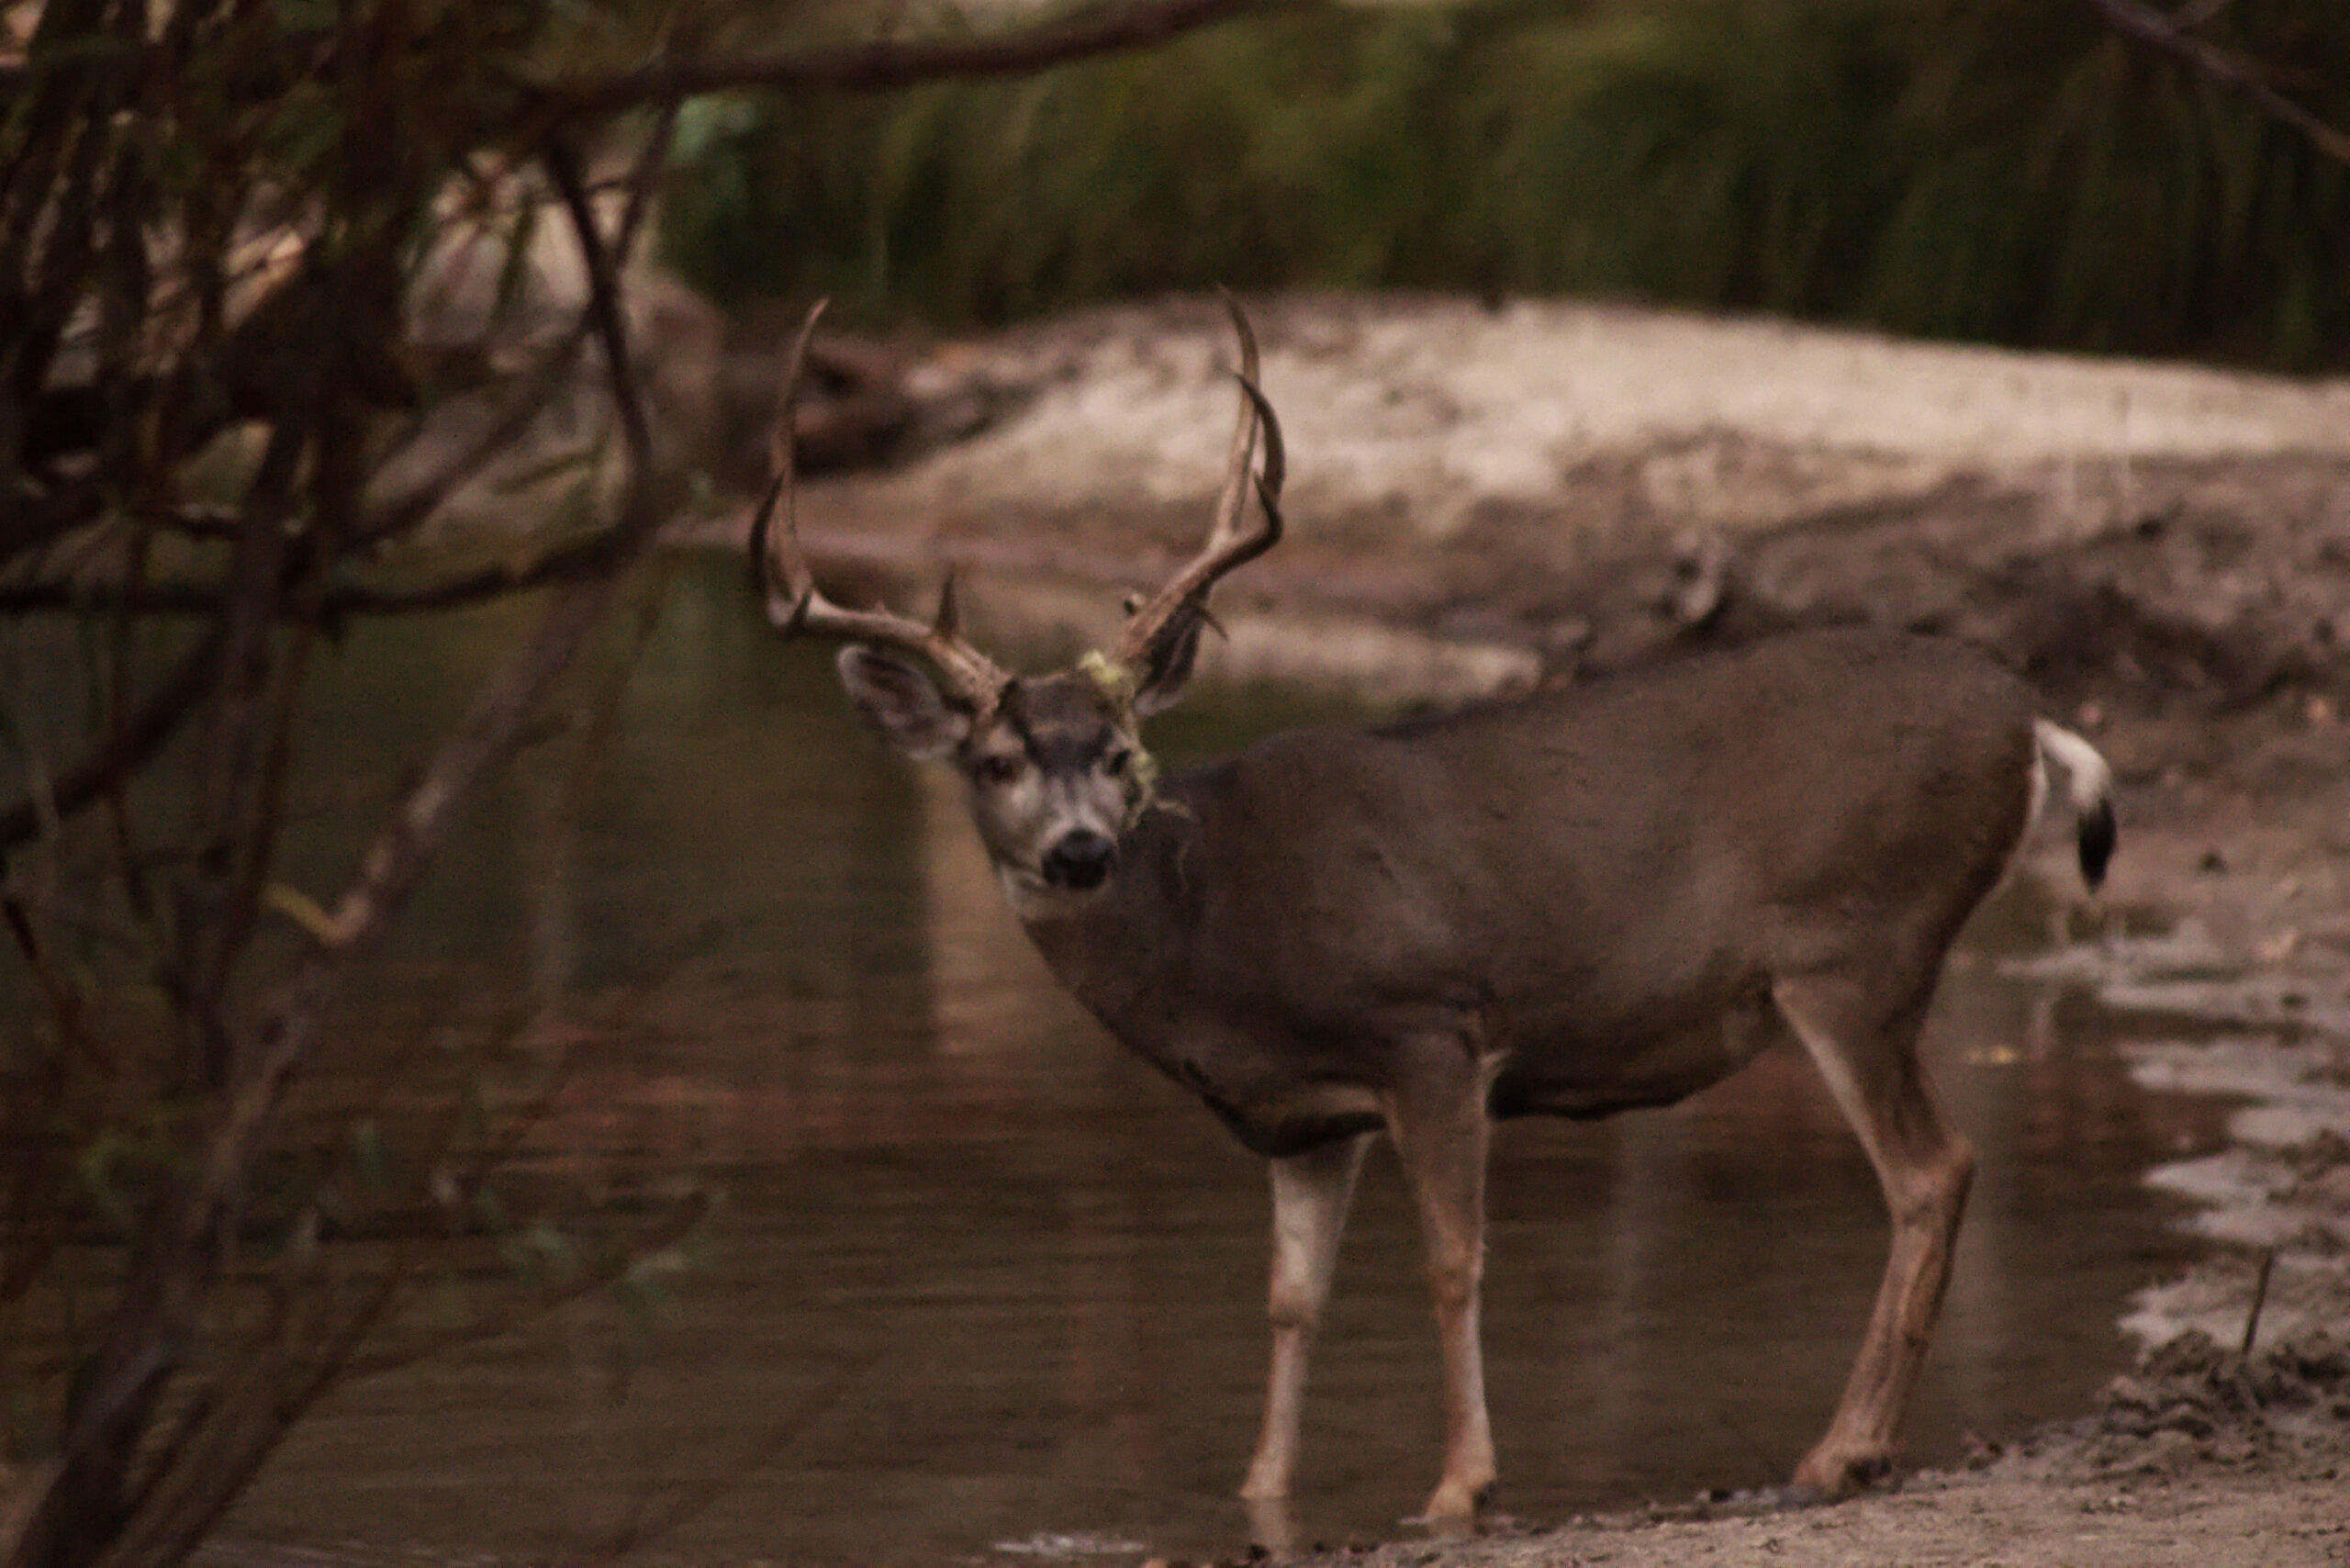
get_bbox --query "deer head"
[750,298,1285,918]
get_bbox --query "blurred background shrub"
[662,0,2350,367]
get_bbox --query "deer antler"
[1108,294,1287,680]
[749,300,1013,716]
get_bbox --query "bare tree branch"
[2084,0,2350,165]
[547,1344,882,1568]
[2,0,1273,1558]
[359,113,674,556]
[173,135,674,1139]
[550,0,1261,117]
[3,90,688,1568]
[0,549,615,619]
[0,626,228,856]
[105,118,681,1299]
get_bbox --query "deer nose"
[1042,831,1116,890]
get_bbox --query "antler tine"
[1204,288,1263,550]
[1111,295,1284,673]
[749,300,1011,712]
[1241,372,1285,545]
[747,300,827,621]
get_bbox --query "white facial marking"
[965,730,1129,921]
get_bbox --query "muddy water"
[207,555,2221,1568]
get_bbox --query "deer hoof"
[1417,1477,1494,1525]
[1792,1439,1897,1499]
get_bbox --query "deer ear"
[837,645,971,758]
[1131,610,1205,718]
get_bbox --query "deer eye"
[975,755,1024,786]
[1102,748,1131,778]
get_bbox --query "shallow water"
[170,555,2226,1567]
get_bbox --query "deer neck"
[1013,785,1210,1040]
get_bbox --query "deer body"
[752,301,2116,1524]
[1022,630,2038,1156]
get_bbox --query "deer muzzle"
[1041,830,1117,890]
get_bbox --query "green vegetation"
[663,0,2350,366]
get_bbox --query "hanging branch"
[2,103,685,1568]
[484,0,1257,119]
[1,0,1274,1560]
[2084,0,2350,165]
[185,125,669,1140]
[0,626,228,856]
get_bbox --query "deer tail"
[2032,718,2116,891]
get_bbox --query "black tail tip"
[2078,797,2117,891]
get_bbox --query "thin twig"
[2241,1246,2277,1355]
[0,624,228,854]
[549,1346,885,1568]
[0,544,633,618]
[352,327,597,553]
[541,135,658,490]
[356,113,677,558]
[2084,0,2350,165]
[26,121,687,1562]
[551,0,1259,118]
[132,106,685,1325]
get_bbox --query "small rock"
[2258,928,2302,964]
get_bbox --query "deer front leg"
[1382,1043,1499,1522]
[1776,978,1977,1496]
[1241,1132,1372,1502]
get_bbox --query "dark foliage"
[664,0,2350,366]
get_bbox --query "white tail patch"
[2032,720,2113,814]
[2031,719,2118,890]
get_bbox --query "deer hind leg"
[1774,975,1977,1497]
[1381,1038,1501,1522]
[1241,1131,1372,1502]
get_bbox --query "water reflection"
[199,554,2222,1568]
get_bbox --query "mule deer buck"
[750,301,2116,1521]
